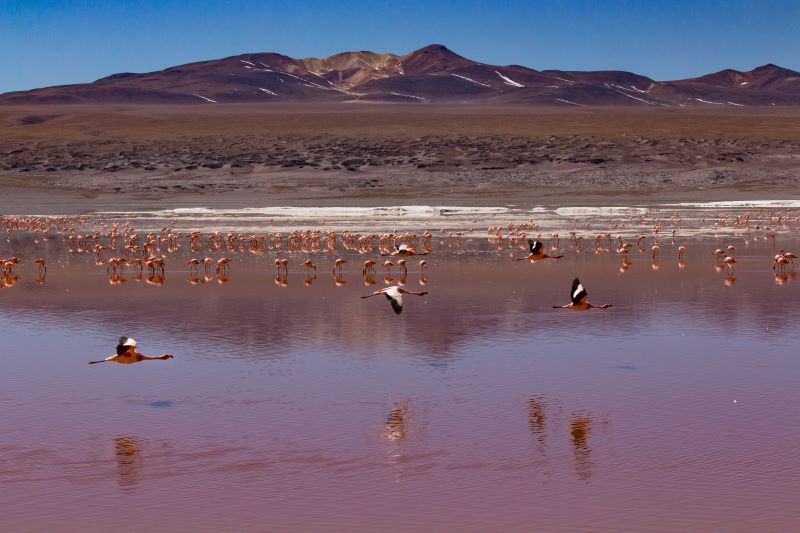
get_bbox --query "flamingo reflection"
[383,401,410,442]
[114,435,140,490]
[527,396,548,454]
[569,412,592,481]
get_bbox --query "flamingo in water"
[88,337,174,365]
[361,285,428,314]
[553,278,613,311]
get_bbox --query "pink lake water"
[2,226,800,531]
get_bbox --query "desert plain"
[1,103,799,213]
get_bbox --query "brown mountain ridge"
[2,44,798,106]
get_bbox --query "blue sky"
[1,0,798,93]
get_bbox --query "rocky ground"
[1,104,798,208]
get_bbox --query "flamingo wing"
[571,278,588,306]
[528,239,543,255]
[116,336,137,355]
[384,292,404,314]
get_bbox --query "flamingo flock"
[1,208,798,302]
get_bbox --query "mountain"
[2,44,798,106]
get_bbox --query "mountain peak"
[401,44,474,75]
[751,63,798,75]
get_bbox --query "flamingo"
[723,255,736,272]
[303,259,316,273]
[275,258,288,275]
[518,239,563,261]
[391,244,428,257]
[186,258,201,273]
[333,258,347,274]
[397,259,408,276]
[362,260,376,276]
[553,278,612,311]
[216,257,231,274]
[88,337,173,365]
[419,260,428,270]
[678,245,686,259]
[34,258,46,274]
[361,285,428,314]
[774,254,790,273]
[775,250,796,269]
[3,256,20,274]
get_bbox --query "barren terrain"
[1,104,799,212]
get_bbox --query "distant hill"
[2,44,799,106]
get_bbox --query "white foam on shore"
[555,206,648,216]
[108,206,512,219]
[666,200,800,208]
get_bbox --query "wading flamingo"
[333,258,347,274]
[363,260,376,276]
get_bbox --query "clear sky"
[2,0,799,93]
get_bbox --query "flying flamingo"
[553,278,613,311]
[390,244,428,257]
[361,285,428,314]
[518,239,563,261]
[88,337,174,365]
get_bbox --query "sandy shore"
[1,104,799,214]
